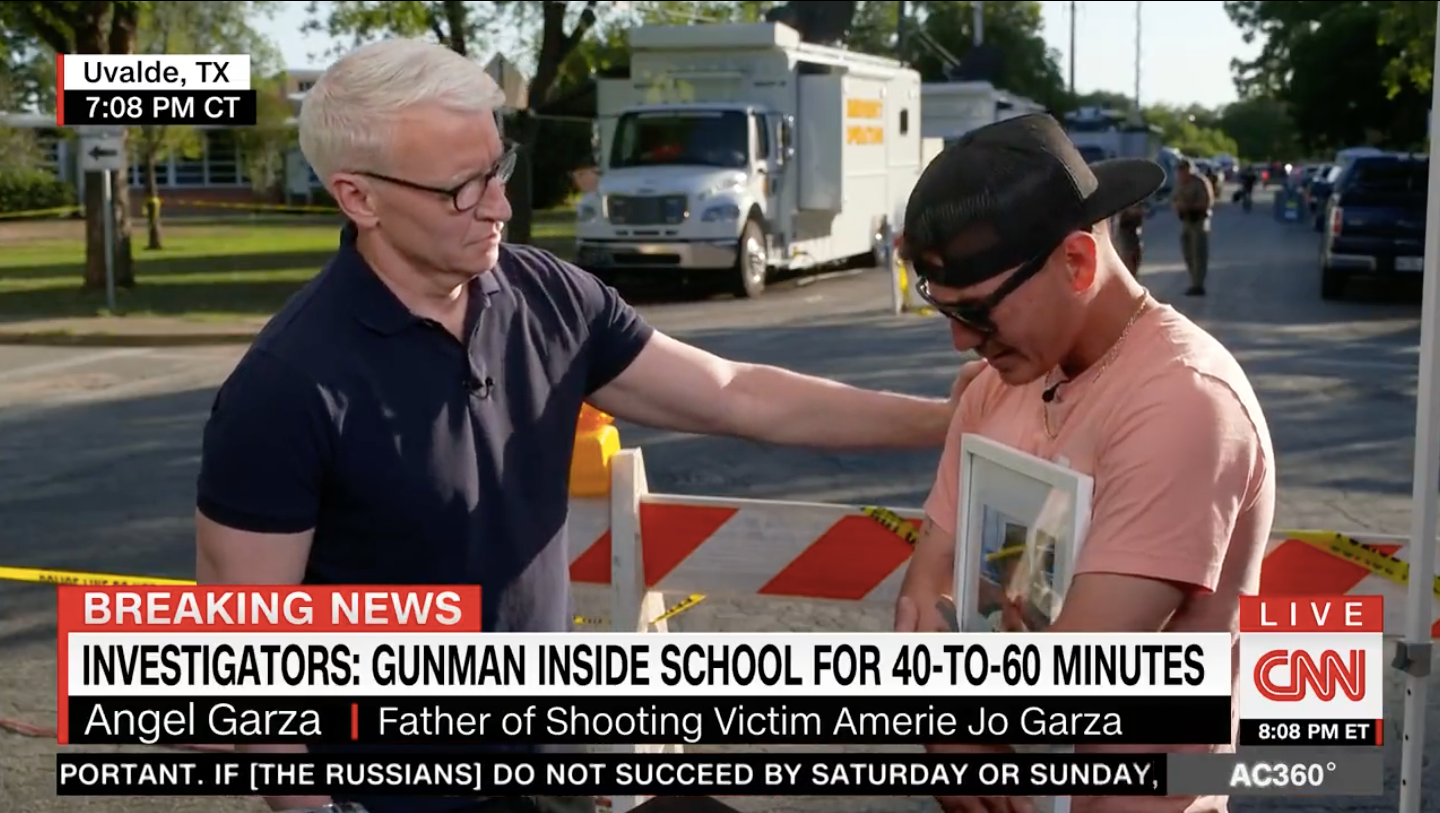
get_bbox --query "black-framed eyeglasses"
[357,142,519,212]
[915,246,1055,334]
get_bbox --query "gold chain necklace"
[1042,292,1153,440]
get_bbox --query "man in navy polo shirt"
[195,39,969,813]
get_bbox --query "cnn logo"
[1239,595,1383,720]
[1253,649,1365,702]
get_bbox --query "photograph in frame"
[951,434,1095,813]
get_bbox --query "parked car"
[1319,154,1428,300]
[1307,165,1343,231]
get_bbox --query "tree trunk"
[82,171,108,290]
[108,7,139,287]
[504,111,541,245]
[144,153,162,250]
[73,10,111,291]
[499,0,597,247]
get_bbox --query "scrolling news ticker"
[54,750,1386,798]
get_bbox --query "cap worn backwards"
[902,113,1166,290]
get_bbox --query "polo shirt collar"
[336,222,503,336]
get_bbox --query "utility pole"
[897,1,909,65]
[1068,1,1077,96]
[1134,1,1142,120]
[974,1,984,47]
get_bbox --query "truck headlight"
[698,179,746,200]
[702,204,741,222]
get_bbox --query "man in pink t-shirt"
[893,115,1276,813]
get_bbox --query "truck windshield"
[611,110,748,170]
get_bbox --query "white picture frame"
[952,434,1095,813]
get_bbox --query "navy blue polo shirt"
[198,226,652,629]
[196,227,651,811]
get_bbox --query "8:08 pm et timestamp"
[60,90,258,127]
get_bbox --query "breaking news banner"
[56,54,257,127]
[1237,595,1385,747]
[55,586,1235,750]
[57,752,1166,797]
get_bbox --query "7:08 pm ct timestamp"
[60,89,258,127]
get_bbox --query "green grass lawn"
[0,209,576,322]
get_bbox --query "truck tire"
[732,219,768,298]
[1320,265,1346,300]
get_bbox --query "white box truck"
[574,22,923,297]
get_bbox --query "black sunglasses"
[915,246,1056,334]
[358,142,519,212]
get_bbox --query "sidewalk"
[0,316,267,347]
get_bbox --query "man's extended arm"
[194,350,335,812]
[197,516,328,812]
[590,330,959,449]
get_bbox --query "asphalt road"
[0,187,1433,812]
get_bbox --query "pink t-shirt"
[925,304,1276,813]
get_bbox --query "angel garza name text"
[379,703,1121,744]
[83,702,319,745]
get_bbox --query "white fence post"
[603,448,681,813]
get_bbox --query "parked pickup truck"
[1319,154,1428,300]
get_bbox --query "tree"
[1144,104,1238,158]
[236,73,297,199]
[0,14,56,113]
[880,1,1068,113]
[9,1,142,291]
[1226,1,1429,152]
[1217,96,1297,161]
[1375,1,1438,97]
[131,1,280,250]
[1224,1,1338,99]
[308,0,610,244]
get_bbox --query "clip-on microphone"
[1041,380,1067,403]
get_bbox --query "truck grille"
[607,194,688,226]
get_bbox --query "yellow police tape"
[0,565,193,586]
[1282,529,1440,601]
[861,505,920,546]
[0,564,705,627]
[0,205,81,220]
[167,199,341,215]
[856,513,1440,601]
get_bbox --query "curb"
[0,330,260,348]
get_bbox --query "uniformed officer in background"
[1173,160,1215,296]
[1112,201,1147,276]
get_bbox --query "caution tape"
[0,565,192,586]
[0,564,705,627]
[572,593,706,628]
[0,205,81,220]
[166,199,340,215]
[852,517,1440,601]
[1281,529,1440,601]
[861,506,920,546]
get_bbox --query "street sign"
[79,132,124,173]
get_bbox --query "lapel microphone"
[1042,380,1067,403]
